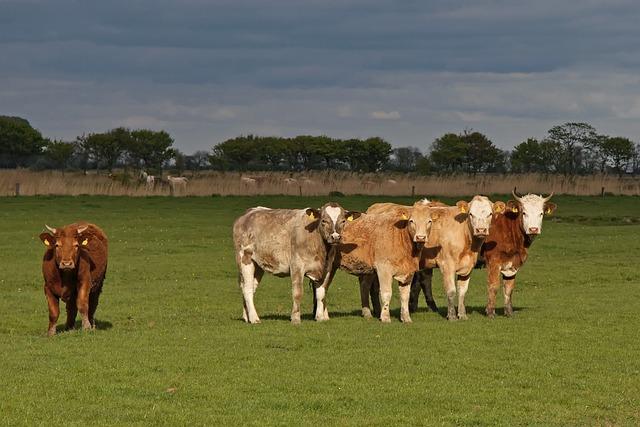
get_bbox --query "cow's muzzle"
[527,227,540,235]
[328,233,341,244]
[414,235,427,242]
[59,260,75,270]
[474,228,488,237]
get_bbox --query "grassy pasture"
[0,195,639,426]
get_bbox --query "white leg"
[457,274,471,320]
[377,269,393,323]
[291,270,304,325]
[399,279,412,323]
[240,259,260,324]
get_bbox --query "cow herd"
[37,188,555,336]
[233,188,556,324]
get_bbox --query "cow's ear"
[431,210,441,221]
[305,208,320,220]
[345,211,361,222]
[544,202,557,215]
[506,200,520,213]
[456,200,469,213]
[400,211,409,221]
[493,201,506,214]
[39,233,54,247]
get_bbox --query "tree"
[546,122,598,175]
[601,136,635,176]
[389,147,423,172]
[85,128,131,172]
[429,133,466,173]
[185,150,210,173]
[45,140,75,172]
[510,138,550,173]
[462,131,505,173]
[343,137,391,172]
[128,129,175,172]
[0,116,46,167]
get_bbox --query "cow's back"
[78,222,109,289]
[233,208,308,275]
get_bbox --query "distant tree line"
[1,115,639,176]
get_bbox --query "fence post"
[601,186,605,197]
[15,183,20,197]
[298,185,302,197]
[411,185,415,198]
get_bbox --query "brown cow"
[39,223,108,336]
[482,189,556,318]
[316,201,439,323]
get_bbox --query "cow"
[167,175,188,195]
[364,196,503,320]
[241,176,257,185]
[314,201,439,323]
[482,188,556,318]
[409,196,505,320]
[39,223,108,336]
[140,170,155,190]
[233,202,361,324]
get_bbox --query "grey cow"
[232,202,360,324]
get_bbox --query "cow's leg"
[486,263,501,319]
[88,288,102,328]
[399,278,413,323]
[441,265,458,321]
[377,269,394,323]
[65,297,78,330]
[45,286,60,337]
[370,277,381,318]
[76,281,92,330]
[422,269,438,312]
[359,274,374,318]
[290,268,304,325]
[456,273,471,320]
[503,275,516,317]
[239,256,261,324]
[408,271,422,313]
[315,267,337,321]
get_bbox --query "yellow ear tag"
[401,213,408,220]
[495,205,503,213]
[511,207,518,213]
[460,206,467,213]
[81,239,89,246]
[545,208,552,214]
[44,239,50,246]
[308,212,315,219]
[347,215,353,222]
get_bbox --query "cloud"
[0,1,639,151]
[370,111,401,120]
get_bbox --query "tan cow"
[233,203,360,324]
[315,201,439,323]
[366,196,504,320]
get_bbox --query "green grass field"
[1,195,639,426]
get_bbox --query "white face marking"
[467,196,493,235]
[519,195,546,234]
[325,206,341,225]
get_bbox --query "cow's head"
[306,202,361,244]
[39,224,90,270]
[456,195,505,237]
[511,188,557,235]
[404,200,439,243]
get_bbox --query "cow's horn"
[77,225,88,234]
[542,191,554,202]
[45,225,56,234]
[512,187,524,201]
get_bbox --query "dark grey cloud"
[1,0,640,151]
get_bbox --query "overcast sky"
[2,0,640,152]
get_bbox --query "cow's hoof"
[505,307,513,317]
[362,308,373,319]
[249,317,261,324]
[486,312,495,319]
[380,313,391,323]
[458,313,468,320]
[401,315,413,323]
[447,314,458,321]
[47,328,56,337]
[291,317,301,325]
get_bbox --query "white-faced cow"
[233,202,360,324]
[482,188,556,317]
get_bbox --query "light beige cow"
[315,201,439,323]
[233,203,360,324]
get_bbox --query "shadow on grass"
[54,319,114,333]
